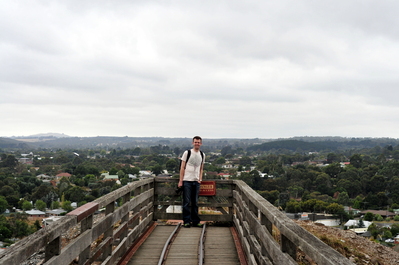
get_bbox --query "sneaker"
[183,223,191,228]
[192,223,203,228]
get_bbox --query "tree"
[34,220,42,231]
[391,223,399,236]
[239,156,252,166]
[84,174,97,186]
[326,203,345,215]
[367,175,386,194]
[214,157,226,165]
[367,223,380,239]
[62,200,73,212]
[288,185,304,199]
[35,200,47,211]
[31,185,52,202]
[314,173,332,195]
[374,214,384,221]
[65,186,86,203]
[326,153,340,164]
[337,179,361,198]
[250,170,263,190]
[349,154,363,168]
[323,163,342,178]
[0,185,16,197]
[51,201,60,209]
[0,224,12,241]
[14,219,32,238]
[258,190,280,204]
[301,199,328,213]
[0,155,18,168]
[117,170,126,178]
[221,146,233,156]
[337,192,350,206]
[133,147,142,155]
[166,159,178,172]
[358,218,365,228]
[238,172,253,187]
[151,164,163,176]
[5,195,19,209]
[383,229,392,239]
[285,200,301,213]
[364,212,374,221]
[22,200,33,211]
[109,167,118,175]
[0,196,8,213]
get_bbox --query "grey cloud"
[2,1,399,138]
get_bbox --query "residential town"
[2,136,399,257]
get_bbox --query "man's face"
[193,139,202,150]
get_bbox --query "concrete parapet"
[0,215,76,265]
[0,178,155,265]
[233,180,355,265]
[67,202,99,222]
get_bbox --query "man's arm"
[198,162,204,183]
[178,160,186,187]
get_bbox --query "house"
[360,210,395,218]
[100,172,121,184]
[340,162,351,168]
[36,174,51,179]
[36,174,52,183]
[218,173,231,179]
[56,172,72,179]
[139,170,153,176]
[361,231,372,238]
[25,209,46,220]
[128,174,137,179]
[101,172,119,180]
[221,163,234,169]
[344,219,372,229]
[46,209,66,216]
[344,206,361,215]
[349,228,369,234]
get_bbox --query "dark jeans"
[182,181,200,225]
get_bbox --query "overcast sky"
[1,1,399,139]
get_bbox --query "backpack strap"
[185,149,191,169]
[200,151,204,164]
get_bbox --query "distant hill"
[0,137,31,149]
[23,136,264,150]
[1,135,398,152]
[27,132,71,138]
[7,133,72,144]
[247,138,399,152]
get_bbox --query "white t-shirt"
[181,149,205,181]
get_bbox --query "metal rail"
[198,223,207,265]
[156,223,207,265]
[157,223,182,265]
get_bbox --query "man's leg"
[191,182,201,225]
[182,181,192,226]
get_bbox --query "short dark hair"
[193,136,202,141]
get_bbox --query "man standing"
[178,136,205,228]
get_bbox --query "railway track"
[120,223,243,265]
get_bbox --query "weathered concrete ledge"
[0,178,155,265]
[233,180,355,265]
[67,202,99,222]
